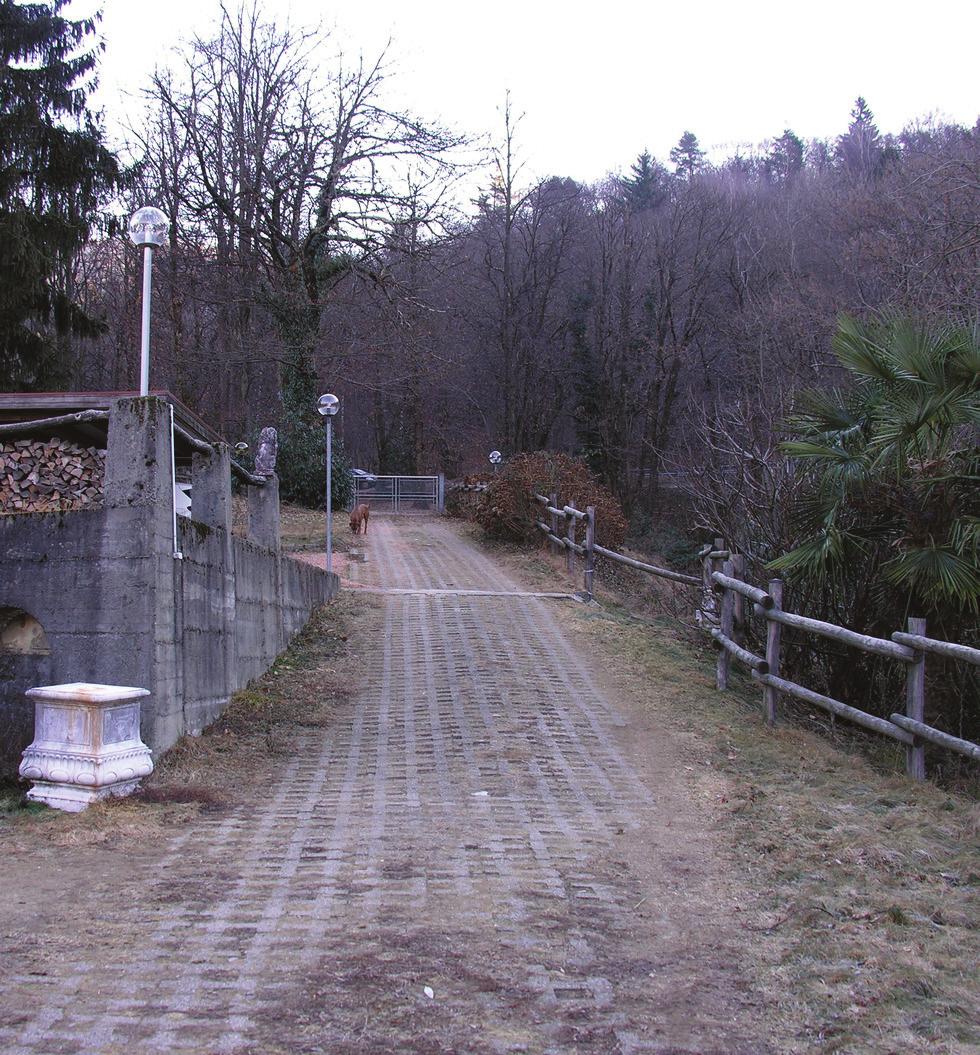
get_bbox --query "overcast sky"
[88,0,978,183]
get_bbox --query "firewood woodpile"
[0,437,106,513]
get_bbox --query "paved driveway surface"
[0,517,763,1054]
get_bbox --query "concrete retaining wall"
[0,397,337,778]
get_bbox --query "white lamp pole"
[317,393,340,574]
[128,207,170,396]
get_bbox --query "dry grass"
[577,606,979,1054]
[231,495,352,554]
[0,595,368,853]
[464,521,980,1054]
[0,789,200,850]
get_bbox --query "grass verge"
[464,520,980,1055]
[231,496,352,554]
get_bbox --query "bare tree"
[127,1,464,429]
[462,96,585,452]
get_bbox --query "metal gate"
[352,474,444,514]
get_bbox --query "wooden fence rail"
[593,543,700,586]
[527,489,980,781]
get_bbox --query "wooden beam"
[889,715,980,762]
[757,607,915,663]
[717,560,735,690]
[593,544,699,585]
[904,617,927,781]
[892,631,980,667]
[711,629,768,673]
[711,571,774,610]
[750,672,915,745]
[764,579,783,726]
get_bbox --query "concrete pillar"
[247,473,283,654]
[191,443,237,722]
[247,473,281,552]
[104,396,175,527]
[191,442,232,533]
[101,397,180,754]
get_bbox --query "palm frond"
[883,315,947,385]
[769,526,868,577]
[786,387,867,437]
[882,545,980,612]
[832,314,899,382]
[780,439,867,464]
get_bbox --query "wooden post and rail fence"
[528,491,980,782]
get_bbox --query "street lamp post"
[489,449,502,474]
[317,393,340,574]
[127,207,170,396]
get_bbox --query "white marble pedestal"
[19,683,154,812]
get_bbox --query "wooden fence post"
[565,501,576,576]
[549,492,559,557]
[584,505,596,600]
[731,552,746,643]
[905,616,927,781]
[764,578,783,725]
[699,546,711,625]
[701,536,724,628]
[716,559,734,690]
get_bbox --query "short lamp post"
[489,449,502,474]
[128,207,170,396]
[317,393,340,574]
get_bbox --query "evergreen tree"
[568,289,604,473]
[669,131,706,179]
[836,97,883,181]
[620,150,669,210]
[765,128,805,184]
[722,152,758,183]
[0,1,121,390]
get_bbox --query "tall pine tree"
[836,97,883,182]
[765,128,805,184]
[669,131,706,179]
[620,150,669,210]
[0,1,120,390]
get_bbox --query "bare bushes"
[445,473,492,519]
[676,372,979,767]
[476,451,628,549]
[676,400,800,579]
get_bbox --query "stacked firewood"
[0,438,105,513]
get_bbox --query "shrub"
[275,416,354,511]
[445,473,492,520]
[475,451,627,549]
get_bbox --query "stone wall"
[0,397,338,778]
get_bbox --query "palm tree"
[771,314,979,614]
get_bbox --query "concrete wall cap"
[25,683,150,704]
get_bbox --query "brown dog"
[349,503,370,535]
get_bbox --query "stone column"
[19,683,153,812]
[247,473,283,654]
[247,473,281,552]
[101,396,180,753]
[191,443,237,723]
[104,396,176,524]
[191,442,233,532]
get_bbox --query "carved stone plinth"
[19,683,153,812]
